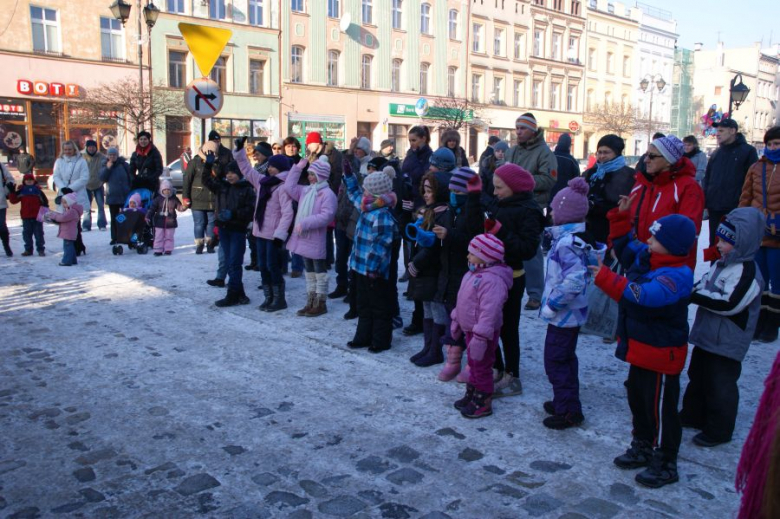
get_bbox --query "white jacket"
[53,154,89,209]
[0,163,14,210]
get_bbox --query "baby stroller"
[112,188,154,255]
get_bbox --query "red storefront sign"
[17,80,80,98]
[568,121,581,132]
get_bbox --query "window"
[567,84,576,111]
[607,52,614,74]
[447,67,457,97]
[167,0,184,13]
[513,80,523,107]
[391,59,402,92]
[492,77,504,105]
[588,48,596,70]
[327,50,339,86]
[291,0,304,12]
[291,46,303,83]
[361,55,372,89]
[532,80,541,108]
[607,2,614,13]
[100,17,123,60]
[622,55,630,77]
[327,0,339,17]
[421,3,431,35]
[30,6,60,53]
[605,90,612,105]
[494,28,504,56]
[420,63,429,95]
[568,37,578,63]
[392,0,402,29]
[473,24,483,53]
[586,89,594,111]
[514,33,523,59]
[552,33,561,60]
[571,0,581,16]
[550,83,560,110]
[533,29,543,57]
[621,93,628,107]
[209,0,226,19]
[471,74,481,103]
[249,59,265,94]
[168,50,187,88]
[448,10,458,40]
[553,0,563,9]
[210,56,227,89]
[362,0,372,24]
[249,0,263,25]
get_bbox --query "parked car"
[162,159,183,189]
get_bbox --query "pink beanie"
[551,177,590,225]
[309,157,331,182]
[494,163,535,194]
[468,234,505,264]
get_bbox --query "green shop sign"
[389,103,473,121]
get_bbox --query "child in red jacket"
[9,174,48,256]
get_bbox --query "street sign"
[568,120,581,132]
[178,23,233,77]
[184,78,223,119]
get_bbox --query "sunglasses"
[645,153,664,160]
[272,146,282,150]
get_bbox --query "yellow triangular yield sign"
[178,23,233,77]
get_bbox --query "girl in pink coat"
[450,234,514,419]
[285,156,338,317]
[44,193,84,266]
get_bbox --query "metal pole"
[137,0,144,132]
[647,87,653,145]
[147,22,153,139]
[728,75,735,117]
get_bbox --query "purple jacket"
[451,263,514,340]
[48,203,84,241]
[234,149,294,241]
[284,160,337,260]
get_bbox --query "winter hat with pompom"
[364,169,393,195]
[448,167,477,194]
[551,177,590,225]
[468,233,505,264]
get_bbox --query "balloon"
[415,98,429,117]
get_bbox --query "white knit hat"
[363,171,393,195]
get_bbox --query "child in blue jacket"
[592,197,696,489]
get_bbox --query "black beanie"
[85,139,98,148]
[764,126,780,145]
[254,141,273,158]
[208,130,221,141]
[597,134,625,156]
[136,130,151,140]
[227,161,242,178]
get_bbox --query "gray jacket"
[688,207,765,361]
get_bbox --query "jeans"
[108,204,123,241]
[334,229,352,287]
[192,210,215,240]
[22,218,45,252]
[291,253,305,273]
[216,234,227,280]
[258,237,283,285]
[83,187,106,230]
[523,242,545,301]
[62,239,77,265]
[220,228,246,291]
[303,257,328,273]
[755,247,780,311]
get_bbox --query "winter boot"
[461,390,493,419]
[753,308,768,340]
[206,238,216,254]
[454,384,476,410]
[438,346,464,381]
[456,363,471,383]
[543,411,585,430]
[207,278,226,287]
[267,283,288,312]
[298,293,315,316]
[258,285,273,310]
[236,287,250,305]
[415,323,445,367]
[613,440,653,470]
[298,272,317,316]
[409,319,434,363]
[306,295,328,317]
[215,290,241,307]
[758,310,780,343]
[195,238,205,255]
[635,453,679,488]
[493,372,523,398]
[328,284,348,299]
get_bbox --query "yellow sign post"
[178,23,233,77]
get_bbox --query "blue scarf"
[764,148,780,164]
[590,155,626,182]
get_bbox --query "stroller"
[112,188,154,255]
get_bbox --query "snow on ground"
[0,212,777,518]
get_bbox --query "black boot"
[195,239,205,255]
[409,319,433,363]
[328,284,348,299]
[613,440,653,469]
[415,323,445,367]
[215,289,241,307]
[206,238,216,254]
[454,384,476,410]
[758,311,780,343]
[635,453,679,488]
[207,278,226,288]
[258,285,273,310]
[266,283,288,312]
[236,287,250,305]
[753,308,768,340]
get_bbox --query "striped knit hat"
[468,234,505,264]
[309,156,331,181]
[515,113,538,132]
[651,135,684,165]
[448,167,477,194]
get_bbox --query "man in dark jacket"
[16,148,36,175]
[99,146,131,244]
[208,130,233,175]
[550,133,580,203]
[703,118,759,246]
[129,131,163,192]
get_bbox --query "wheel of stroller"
[112,246,118,255]
[118,246,124,255]
[138,244,148,255]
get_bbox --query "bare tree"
[422,97,485,132]
[584,102,643,138]
[70,76,185,136]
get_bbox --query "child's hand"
[433,225,447,239]
[294,224,302,235]
[469,336,488,361]
[617,193,636,212]
[588,255,604,276]
[466,174,482,193]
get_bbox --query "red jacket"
[627,157,704,269]
[9,185,49,220]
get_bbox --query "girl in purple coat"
[285,156,338,317]
[450,234,514,418]
[44,193,84,266]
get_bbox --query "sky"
[644,0,778,50]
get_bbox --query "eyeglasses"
[272,146,281,151]
[645,153,664,160]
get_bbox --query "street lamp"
[639,74,666,145]
[728,73,750,117]
[109,0,131,24]
[143,1,159,138]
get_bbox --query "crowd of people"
[2,114,780,506]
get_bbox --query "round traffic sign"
[184,78,223,119]
[568,120,580,132]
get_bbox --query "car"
[162,158,184,189]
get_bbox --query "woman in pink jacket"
[44,193,84,266]
[285,156,338,317]
[234,139,295,312]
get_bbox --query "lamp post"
[639,74,666,145]
[728,72,750,117]
[143,1,159,138]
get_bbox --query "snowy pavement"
[0,212,777,518]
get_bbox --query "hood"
[554,133,572,154]
[159,179,176,195]
[546,222,586,240]
[638,156,696,186]
[356,137,372,155]
[441,129,461,147]
[720,207,765,265]
[484,263,515,291]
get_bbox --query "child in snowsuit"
[44,193,84,266]
[680,207,765,447]
[124,193,145,213]
[451,234,513,418]
[344,165,400,352]
[147,179,186,256]
[9,173,48,256]
[592,203,696,489]
[541,177,606,430]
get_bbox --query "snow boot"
[236,288,250,305]
[543,401,556,415]
[207,278,226,288]
[266,283,287,312]
[461,390,493,419]
[215,289,241,307]
[456,364,471,384]
[258,285,273,310]
[543,411,585,430]
[409,319,434,363]
[415,324,445,367]
[328,284,348,299]
[438,346,464,381]
[195,238,205,255]
[613,440,653,470]
[206,238,216,254]
[454,384,476,411]
[306,295,328,317]
[758,311,780,343]
[635,454,679,488]
[297,292,316,316]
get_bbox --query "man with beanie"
[704,118,759,247]
[209,130,234,175]
[550,133,580,203]
[82,139,106,231]
[504,112,558,310]
[593,199,696,488]
[379,139,396,161]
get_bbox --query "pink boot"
[456,363,471,384]
[438,346,464,381]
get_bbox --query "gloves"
[402,200,414,212]
[205,151,216,165]
[218,209,232,221]
[468,336,489,362]
[5,182,14,191]
[540,306,556,320]
[407,262,419,278]
[60,187,73,195]
[273,238,284,249]
[466,175,482,193]
[182,198,191,207]
[294,224,303,235]
[235,137,247,151]
[450,320,462,341]
[342,157,353,177]
[484,218,502,235]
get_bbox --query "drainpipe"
[278,2,283,142]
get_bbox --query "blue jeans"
[22,218,45,252]
[83,187,106,230]
[62,239,76,265]
[291,252,304,273]
[192,210,215,240]
[220,228,246,291]
[258,237,283,285]
[523,241,545,301]
[216,236,227,280]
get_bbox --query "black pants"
[326,228,335,267]
[494,275,525,378]
[707,208,729,248]
[334,229,352,288]
[109,204,123,242]
[680,347,742,442]
[354,273,395,350]
[391,238,401,317]
[627,365,681,458]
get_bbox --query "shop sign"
[17,80,80,98]
[568,120,581,132]
[550,120,559,129]
[0,103,26,120]
[389,103,473,122]
[69,107,121,121]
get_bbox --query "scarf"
[590,155,627,182]
[764,148,780,164]
[294,180,329,237]
[683,149,699,159]
[135,143,152,157]
[361,192,397,212]
[254,175,283,229]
